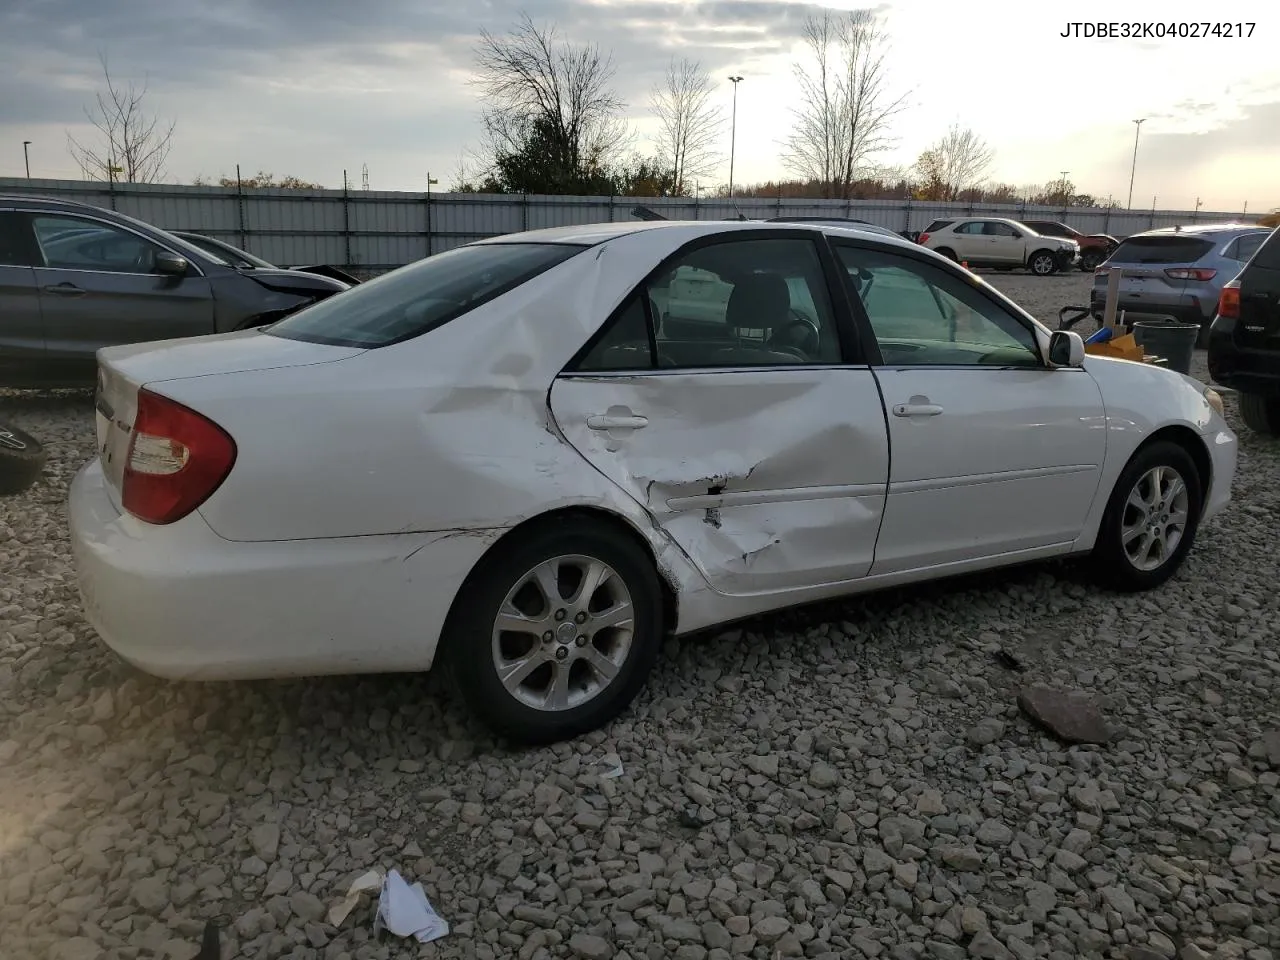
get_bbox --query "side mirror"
[1047,330,1085,368]
[155,252,189,276]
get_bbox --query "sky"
[1,0,1277,213]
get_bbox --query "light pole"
[727,76,743,198]
[1126,118,1145,209]
[22,141,31,179]
[1059,170,1070,203]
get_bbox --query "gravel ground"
[1,270,1277,960]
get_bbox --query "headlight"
[1203,387,1225,416]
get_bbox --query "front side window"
[268,242,586,348]
[32,215,165,274]
[574,237,844,371]
[836,245,1042,368]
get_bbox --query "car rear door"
[548,233,890,598]
[832,240,1107,574]
[25,212,216,381]
[0,210,44,378]
[948,221,992,261]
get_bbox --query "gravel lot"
[2,270,1277,960]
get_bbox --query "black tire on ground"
[1195,322,1212,350]
[442,519,664,744]
[935,247,958,262]
[1028,249,1059,276]
[1080,250,1105,271]
[1239,392,1280,435]
[0,423,48,496]
[1090,439,1203,592]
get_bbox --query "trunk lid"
[94,329,363,502]
[1097,234,1217,306]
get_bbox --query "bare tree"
[913,124,993,200]
[650,58,723,196]
[66,55,176,183]
[471,14,629,190]
[781,10,907,200]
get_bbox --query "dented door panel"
[549,368,890,596]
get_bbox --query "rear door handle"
[587,414,649,431]
[892,403,944,418]
[42,282,86,297]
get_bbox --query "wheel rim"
[491,554,635,712]
[1121,465,1190,572]
[0,429,26,451]
[1033,255,1053,275]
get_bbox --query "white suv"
[918,217,1079,276]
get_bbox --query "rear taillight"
[1217,280,1241,320]
[1165,267,1217,281]
[122,389,236,525]
[917,232,930,244]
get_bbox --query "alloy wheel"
[490,554,635,711]
[1121,465,1190,571]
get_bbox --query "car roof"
[1130,222,1268,238]
[471,219,922,252]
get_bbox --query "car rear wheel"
[0,423,47,496]
[935,247,958,262]
[1239,392,1280,435]
[444,520,663,744]
[1091,440,1202,592]
[1029,250,1058,276]
[1079,250,1105,271]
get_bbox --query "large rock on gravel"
[1017,685,1110,744]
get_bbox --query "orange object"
[1084,332,1145,362]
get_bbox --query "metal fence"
[0,176,1260,276]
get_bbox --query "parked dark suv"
[0,195,351,387]
[1207,226,1280,435]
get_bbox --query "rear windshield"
[267,242,586,348]
[1109,235,1215,264]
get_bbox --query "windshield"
[266,242,587,348]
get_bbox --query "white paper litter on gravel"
[377,869,450,943]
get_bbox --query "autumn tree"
[470,14,630,194]
[912,125,993,201]
[781,10,908,200]
[650,58,722,196]
[193,171,324,189]
[67,54,176,183]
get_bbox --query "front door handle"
[42,282,86,297]
[587,414,649,431]
[892,402,944,418]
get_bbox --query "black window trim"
[22,210,208,279]
[827,237,1051,372]
[561,228,872,376]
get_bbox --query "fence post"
[235,164,247,250]
[425,188,432,257]
[902,198,911,233]
[107,174,117,211]
[522,193,529,232]
[342,170,352,268]
[1103,204,1111,235]
[1149,196,1156,230]
[777,186,783,218]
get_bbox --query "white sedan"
[69,221,1237,743]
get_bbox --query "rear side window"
[924,219,954,233]
[1229,232,1270,264]
[1250,228,1280,270]
[1109,235,1215,264]
[267,242,586,348]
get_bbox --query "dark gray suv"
[0,195,351,387]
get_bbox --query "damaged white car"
[69,221,1237,743]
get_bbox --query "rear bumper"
[1089,297,1209,326]
[1206,321,1280,398]
[68,459,497,680]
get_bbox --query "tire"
[0,423,48,496]
[1028,250,1058,276]
[443,520,664,744]
[1090,440,1203,592]
[935,247,958,262]
[1080,250,1105,271]
[1239,393,1280,435]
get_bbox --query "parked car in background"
[0,195,351,387]
[1019,220,1118,271]
[917,217,1078,275]
[1207,226,1280,434]
[171,231,363,286]
[70,220,1234,744]
[1091,224,1272,346]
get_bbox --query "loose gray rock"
[967,718,1005,746]
[1016,686,1110,744]
[569,933,613,960]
